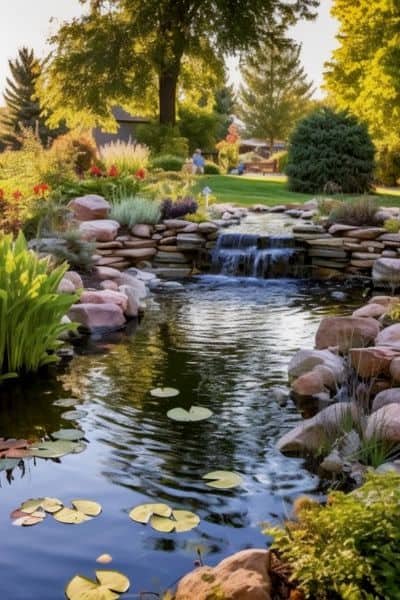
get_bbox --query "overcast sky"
[0,0,337,105]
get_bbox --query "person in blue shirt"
[192,149,205,174]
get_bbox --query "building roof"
[111,106,150,123]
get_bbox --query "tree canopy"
[238,40,314,148]
[324,0,400,146]
[39,0,319,129]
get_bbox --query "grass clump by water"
[327,196,379,226]
[265,471,400,600]
[110,196,161,227]
[0,232,78,381]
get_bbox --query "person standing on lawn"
[192,149,205,174]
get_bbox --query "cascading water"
[212,232,305,278]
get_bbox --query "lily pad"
[53,398,79,408]
[202,471,242,489]
[172,510,200,532]
[51,429,85,442]
[65,570,130,600]
[61,410,87,421]
[13,515,44,527]
[72,500,102,517]
[28,440,80,459]
[150,515,175,533]
[0,458,19,472]
[53,507,92,524]
[167,406,213,422]
[20,497,63,514]
[129,503,172,524]
[150,387,180,398]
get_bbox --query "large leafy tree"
[238,40,314,148]
[324,0,400,146]
[1,47,64,149]
[39,0,319,129]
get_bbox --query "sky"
[0,0,338,105]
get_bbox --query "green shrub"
[99,140,150,175]
[51,131,98,176]
[270,150,288,173]
[204,161,221,175]
[110,196,161,227]
[136,122,188,157]
[54,175,141,203]
[151,155,185,172]
[376,144,400,187]
[328,197,379,226]
[178,107,221,154]
[265,471,400,600]
[286,108,376,194]
[384,218,400,233]
[0,232,77,380]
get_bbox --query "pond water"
[0,272,366,599]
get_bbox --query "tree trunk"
[159,70,178,126]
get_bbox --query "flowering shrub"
[216,124,240,172]
[0,231,78,380]
[135,168,146,180]
[108,165,119,177]
[160,197,197,219]
[89,165,102,177]
[33,183,50,197]
[99,140,150,175]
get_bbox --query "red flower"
[89,165,102,177]
[33,184,41,195]
[135,168,146,180]
[33,183,50,196]
[108,165,119,177]
[0,189,4,200]
[12,190,23,200]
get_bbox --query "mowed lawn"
[195,174,400,207]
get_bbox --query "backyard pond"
[0,271,366,599]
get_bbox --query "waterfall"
[212,233,304,278]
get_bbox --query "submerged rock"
[174,549,272,600]
[68,303,126,332]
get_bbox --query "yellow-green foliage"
[99,140,150,175]
[384,218,400,234]
[387,302,400,322]
[0,232,78,380]
[265,471,400,600]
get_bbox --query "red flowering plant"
[135,168,146,180]
[33,183,50,198]
[108,165,119,177]
[89,165,103,177]
[12,190,23,201]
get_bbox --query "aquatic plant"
[0,232,77,380]
[265,471,400,599]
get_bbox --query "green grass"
[194,174,400,207]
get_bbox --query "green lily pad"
[150,387,180,398]
[51,429,85,441]
[53,507,92,524]
[0,458,19,472]
[129,503,172,524]
[167,406,213,422]
[28,440,80,459]
[65,570,130,600]
[53,398,78,408]
[202,471,242,489]
[61,410,87,421]
[72,500,102,517]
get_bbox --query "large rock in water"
[174,549,272,600]
[79,219,120,242]
[373,258,400,287]
[277,403,357,455]
[288,349,344,381]
[349,347,400,378]
[68,194,110,220]
[79,290,128,313]
[68,303,126,331]
[315,317,380,353]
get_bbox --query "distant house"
[239,138,286,157]
[92,107,150,147]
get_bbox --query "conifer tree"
[1,47,63,149]
[239,41,314,149]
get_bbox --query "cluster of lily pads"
[0,428,87,474]
[11,497,102,527]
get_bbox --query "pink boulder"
[68,194,110,220]
[291,370,326,397]
[79,290,128,312]
[174,549,272,600]
[350,347,400,379]
[366,403,400,444]
[79,219,120,242]
[315,317,380,353]
[63,270,84,290]
[68,303,126,331]
[375,323,400,349]
[100,280,119,291]
[352,303,386,319]
[372,388,400,412]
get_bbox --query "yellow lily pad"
[53,507,92,524]
[65,571,130,600]
[202,471,242,489]
[72,500,102,517]
[150,387,180,398]
[149,515,175,533]
[20,497,63,514]
[95,571,130,593]
[172,510,200,532]
[129,503,172,524]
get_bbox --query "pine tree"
[1,47,63,149]
[238,41,314,149]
